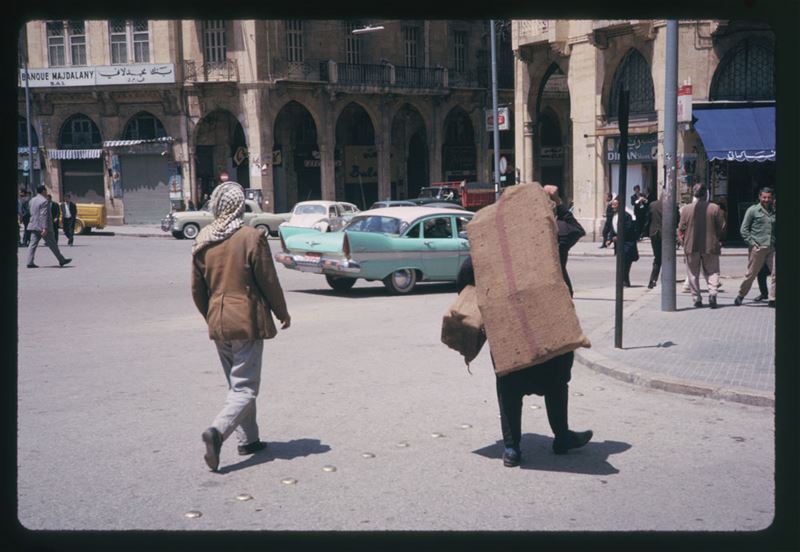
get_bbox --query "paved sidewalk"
[574,284,775,407]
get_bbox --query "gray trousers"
[26,230,67,266]
[212,339,263,446]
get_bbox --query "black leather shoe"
[202,427,223,471]
[623,280,631,287]
[59,258,72,267]
[753,294,766,302]
[502,447,521,467]
[26,264,38,268]
[694,299,703,308]
[647,281,656,289]
[734,295,743,306]
[237,440,267,456]
[553,430,593,455]
[709,296,717,309]
[768,300,775,308]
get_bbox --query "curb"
[108,232,172,239]
[574,287,774,407]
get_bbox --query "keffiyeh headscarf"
[192,182,246,255]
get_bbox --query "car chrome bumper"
[274,252,361,274]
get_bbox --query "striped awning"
[48,149,104,160]
[103,136,174,147]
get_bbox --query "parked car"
[161,199,290,239]
[420,202,469,210]
[71,203,107,234]
[279,200,360,234]
[274,206,474,294]
[369,200,417,210]
[414,181,496,211]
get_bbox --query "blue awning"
[693,105,775,162]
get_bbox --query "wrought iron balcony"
[393,66,445,89]
[272,58,326,82]
[336,63,392,86]
[183,60,238,83]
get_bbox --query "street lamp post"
[20,28,35,194]
[490,20,501,200]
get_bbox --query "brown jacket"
[678,200,727,255]
[192,227,289,341]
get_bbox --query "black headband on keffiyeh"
[192,182,246,255]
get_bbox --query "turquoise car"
[275,206,473,293]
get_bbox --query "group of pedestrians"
[19,186,74,269]
[598,183,776,308]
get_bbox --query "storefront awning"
[48,149,104,160]
[693,105,775,162]
[103,136,174,147]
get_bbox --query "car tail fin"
[342,232,351,259]
[279,232,288,252]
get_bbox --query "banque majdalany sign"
[19,63,176,88]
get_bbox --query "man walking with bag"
[191,181,291,472]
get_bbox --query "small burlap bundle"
[467,182,590,376]
[441,284,486,366]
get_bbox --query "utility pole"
[662,20,679,312]
[614,90,630,349]
[490,20,501,201]
[21,27,34,194]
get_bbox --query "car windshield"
[294,204,327,215]
[345,215,404,234]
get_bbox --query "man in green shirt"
[734,187,776,307]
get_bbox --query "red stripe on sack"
[495,197,537,360]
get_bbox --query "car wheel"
[255,224,270,235]
[325,275,356,292]
[383,268,417,294]
[74,220,85,234]
[182,223,200,240]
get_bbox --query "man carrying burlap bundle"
[455,182,593,468]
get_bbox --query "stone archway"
[442,106,476,182]
[273,100,320,211]
[391,103,428,200]
[535,63,571,200]
[194,109,248,201]
[335,102,377,210]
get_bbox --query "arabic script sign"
[20,64,176,88]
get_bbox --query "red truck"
[420,181,497,211]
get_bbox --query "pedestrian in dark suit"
[26,186,71,268]
[18,189,32,246]
[599,192,613,248]
[631,185,649,240]
[191,181,291,472]
[605,196,639,287]
[47,194,60,243]
[456,255,592,468]
[646,198,663,288]
[61,193,77,246]
[544,185,585,297]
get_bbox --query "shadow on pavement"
[472,435,631,475]
[216,438,331,474]
[292,282,457,299]
[623,340,677,351]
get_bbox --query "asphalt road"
[16,236,773,532]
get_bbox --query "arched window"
[59,114,101,148]
[123,112,167,140]
[609,49,655,119]
[710,39,774,101]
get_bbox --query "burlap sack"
[441,285,486,366]
[467,182,590,376]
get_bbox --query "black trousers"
[559,249,573,297]
[649,233,662,284]
[494,351,573,449]
[21,215,31,245]
[63,218,76,245]
[757,263,771,297]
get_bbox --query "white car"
[279,200,360,233]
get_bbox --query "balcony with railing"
[271,58,326,82]
[184,60,238,83]
[394,66,445,89]
[336,63,392,86]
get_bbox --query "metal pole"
[614,89,630,349]
[490,20,501,200]
[21,28,34,194]
[661,20,679,312]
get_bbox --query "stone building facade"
[18,19,514,224]
[512,20,775,241]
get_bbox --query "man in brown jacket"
[678,183,727,308]
[191,182,291,471]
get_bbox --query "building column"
[377,103,391,200]
[429,102,443,183]
[514,54,535,184]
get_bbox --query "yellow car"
[70,203,107,234]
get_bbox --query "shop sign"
[17,151,41,170]
[485,107,510,131]
[344,146,378,184]
[540,146,564,160]
[110,155,123,198]
[233,146,248,166]
[606,134,658,163]
[20,63,176,88]
[677,84,693,123]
